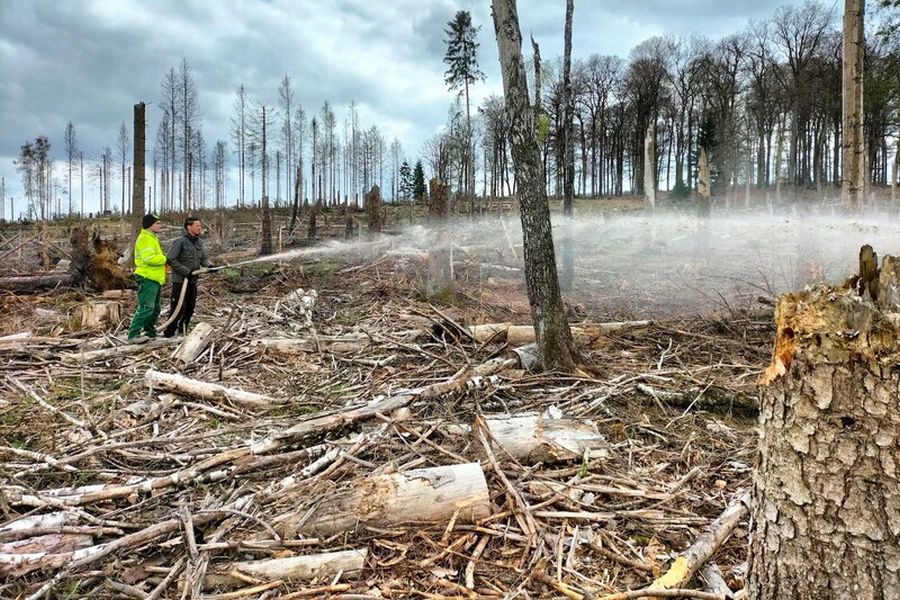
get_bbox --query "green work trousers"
[127,275,162,339]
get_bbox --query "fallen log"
[468,321,651,347]
[204,548,367,589]
[0,272,74,293]
[145,370,279,408]
[276,462,491,538]
[483,414,608,463]
[649,491,749,594]
[62,338,179,363]
[251,332,370,354]
[173,322,215,365]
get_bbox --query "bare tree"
[279,75,295,205]
[213,140,226,210]
[492,0,577,372]
[160,67,178,212]
[132,103,145,235]
[231,84,249,207]
[842,0,865,210]
[64,122,77,216]
[178,58,200,210]
[117,122,130,214]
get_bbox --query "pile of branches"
[0,255,771,599]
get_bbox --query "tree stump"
[748,246,900,599]
[78,301,122,330]
[426,178,454,300]
[365,184,382,234]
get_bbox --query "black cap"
[142,213,160,229]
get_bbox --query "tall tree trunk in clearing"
[426,178,453,300]
[697,147,711,218]
[749,245,900,600]
[841,0,865,212]
[644,122,656,209]
[892,137,898,207]
[132,102,146,238]
[260,107,273,256]
[559,0,575,292]
[492,0,576,372]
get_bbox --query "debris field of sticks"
[0,227,771,599]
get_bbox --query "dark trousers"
[127,276,161,339]
[164,279,197,337]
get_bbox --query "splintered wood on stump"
[748,245,900,600]
[275,462,490,538]
[426,178,454,300]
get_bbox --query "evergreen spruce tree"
[399,161,413,201]
[444,10,484,211]
[413,160,427,203]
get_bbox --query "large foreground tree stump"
[748,246,900,599]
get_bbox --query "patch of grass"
[333,308,367,325]
[300,258,345,277]
[47,377,85,403]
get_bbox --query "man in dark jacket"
[164,216,213,337]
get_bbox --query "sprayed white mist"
[240,211,900,317]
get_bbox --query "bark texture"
[132,102,145,232]
[841,0,865,212]
[426,178,453,300]
[644,122,656,208]
[492,0,576,372]
[749,248,900,600]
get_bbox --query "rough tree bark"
[748,245,900,600]
[559,0,575,292]
[365,184,383,234]
[841,0,865,212]
[131,102,145,236]
[492,0,577,372]
[426,178,454,300]
[697,147,711,218]
[644,122,656,209]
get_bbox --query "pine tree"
[399,161,413,201]
[444,10,485,211]
[413,160,427,203]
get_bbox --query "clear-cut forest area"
[1,1,899,599]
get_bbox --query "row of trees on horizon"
[8,0,900,222]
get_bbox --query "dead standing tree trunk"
[644,122,656,209]
[697,147,711,218]
[559,0,575,293]
[132,103,145,235]
[748,245,900,599]
[492,0,576,372]
[841,0,865,212]
[426,178,454,300]
[365,184,382,235]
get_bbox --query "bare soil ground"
[0,208,773,599]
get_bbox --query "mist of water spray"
[233,210,898,317]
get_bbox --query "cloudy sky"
[0,0,813,217]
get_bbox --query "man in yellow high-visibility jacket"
[127,213,167,340]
